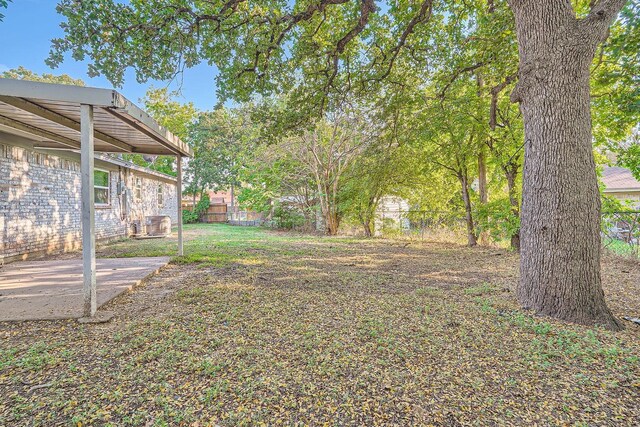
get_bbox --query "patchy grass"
[463,282,500,296]
[603,237,640,258]
[1,224,639,426]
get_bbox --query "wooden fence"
[201,204,228,223]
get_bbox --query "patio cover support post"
[80,104,97,317]
[177,155,183,256]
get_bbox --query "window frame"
[157,183,164,208]
[134,176,142,202]
[94,169,111,207]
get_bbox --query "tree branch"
[373,0,433,82]
[439,62,486,99]
[490,73,517,130]
[581,0,629,42]
[324,0,376,94]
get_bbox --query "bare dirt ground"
[1,224,639,426]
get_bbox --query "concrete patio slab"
[0,257,170,321]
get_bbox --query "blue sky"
[0,0,220,111]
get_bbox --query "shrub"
[272,205,305,229]
[182,209,199,224]
[182,193,211,224]
[475,198,520,243]
[380,217,404,238]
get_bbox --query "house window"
[94,170,110,206]
[134,177,142,202]
[157,184,164,208]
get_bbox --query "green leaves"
[185,105,258,198]
[46,0,638,246]
[3,224,639,425]
[48,1,441,112]
[0,66,85,86]
[591,1,640,148]
[474,197,521,242]
[120,87,197,176]
[0,0,10,22]
[142,87,197,141]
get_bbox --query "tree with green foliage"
[183,192,210,224]
[270,109,374,235]
[481,79,524,250]
[418,78,484,247]
[596,3,640,180]
[235,100,394,235]
[340,135,415,237]
[239,138,319,230]
[185,106,255,206]
[0,0,9,22]
[123,87,197,176]
[338,86,428,237]
[49,0,636,328]
[143,87,197,140]
[1,66,85,86]
[592,2,640,149]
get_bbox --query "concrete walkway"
[0,257,170,321]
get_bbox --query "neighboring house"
[602,166,640,208]
[375,196,411,235]
[208,190,234,207]
[203,190,233,223]
[183,190,234,209]
[182,190,234,223]
[0,131,178,262]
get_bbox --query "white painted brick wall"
[0,142,177,261]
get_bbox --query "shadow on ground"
[1,224,638,426]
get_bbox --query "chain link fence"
[227,210,269,227]
[376,210,468,242]
[223,207,640,257]
[601,211,640,258]
[378,209,640,257]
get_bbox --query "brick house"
[0,131,178,263]
[602,166,640,208]
[0,79,191,316]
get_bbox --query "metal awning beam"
[0,79,118,107]
[0,96,134,153]
[0,79,193,157]
[102,107,182,156]
[0,115,80,150]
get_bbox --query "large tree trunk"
[509,0,625,329]
[458,173,478,247]
[505,165,521,252]
[326,211,340,236]
[359,210,373,237]
[477,147,489,245]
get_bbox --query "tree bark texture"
[478,147,489,245]
[362,219,373,237]
[459,173,478,247]
[505,165,521,252]
[509,0,625,329]
[326,211,340,235]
